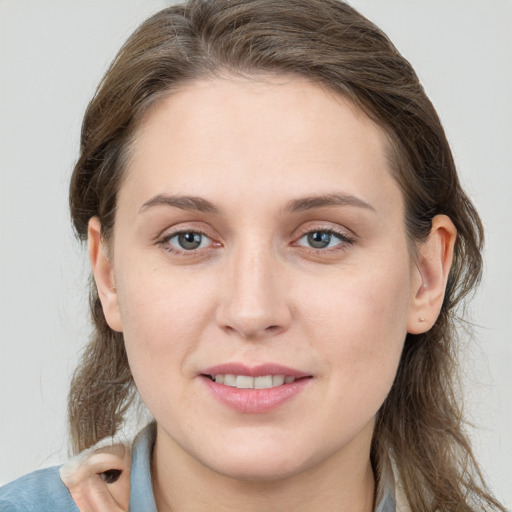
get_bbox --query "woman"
[0,0,507,510]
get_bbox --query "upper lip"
[200,363,310,378]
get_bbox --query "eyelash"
[157,227,356,256]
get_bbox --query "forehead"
[119,75,400,217]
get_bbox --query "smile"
[206,374,297,389]
[200,364,312,413]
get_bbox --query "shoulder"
[0,466,79,512]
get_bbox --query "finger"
[60,443,131,512]
[64,473,127,512]
[85,473,128,512]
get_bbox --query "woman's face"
[99,76,424,480]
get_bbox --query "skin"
[89,75,456,511]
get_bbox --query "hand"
[59,442,131,512]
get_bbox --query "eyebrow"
[285,193,376,213]
[140,194,220,214]
[139,192,375,215]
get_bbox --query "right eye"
[162,231,213,252]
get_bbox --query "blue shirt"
[0,423,394,511]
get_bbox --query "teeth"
[254,375,273,389]
[212,374,295,389]
[223,374,236,386]
[236,375,254,389]
[272,375,285,386]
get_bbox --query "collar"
[129,422,158,511]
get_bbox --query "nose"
[215,242,292,340]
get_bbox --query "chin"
[195,440,324,483]
[209,457,308,483]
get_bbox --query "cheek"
[115,265,216,377]
[115,275,206,422]
[300,258,411,389]
[306,262,410,332]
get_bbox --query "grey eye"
[178,232,202,250]
[168,231,211,251]
[297,230,345,249]
[307,231,333,248]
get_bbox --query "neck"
[151,424,376,512]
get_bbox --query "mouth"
[202,374,299,389]
[199,363,312,413]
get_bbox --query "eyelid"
[294,222,356,241]
[153,220,214,242]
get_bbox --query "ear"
[407,214,457,334]
[88,217,123,332]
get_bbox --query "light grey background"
[0,0,510,506]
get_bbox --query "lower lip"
[201,376,312,413]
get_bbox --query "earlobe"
[407,215,457,334]
[88,217,123,332]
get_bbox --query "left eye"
[297,230,345,249]
[166,231,212,251]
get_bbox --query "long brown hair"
[68,1,505,509]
